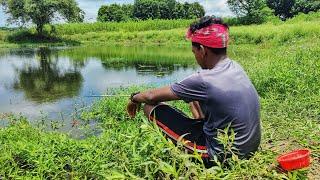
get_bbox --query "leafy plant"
[0,0,84,35]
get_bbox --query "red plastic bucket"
[277,149,311,171]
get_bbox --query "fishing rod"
[85,95,130,98]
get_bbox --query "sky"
[0,0,232,27]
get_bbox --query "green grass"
[52,17,320,47]
[0,84,319,179]
[0,12,319,179]
[54,19,194,35]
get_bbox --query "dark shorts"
[148,103,210,159]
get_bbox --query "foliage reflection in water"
[0,46,197,136]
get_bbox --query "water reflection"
[0,46,197,134]
[12,48,83,103]
[59,45,195,67]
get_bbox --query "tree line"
[97,0,205,22]
[0,0,319,36]
[97,0,319,24]
[227,0,320,24]
[266,0,320,19]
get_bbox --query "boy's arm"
[131,86,180,105]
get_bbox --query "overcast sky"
[0,0,232,27]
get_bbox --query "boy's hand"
[127,101,141,118]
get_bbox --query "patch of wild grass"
[1,83,318,178]
[57,18,319,46]
[53,19,194,35]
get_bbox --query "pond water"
[0,46,198,134]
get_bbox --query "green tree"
[0,0,84,35]
[183,2,192,18]
[164,0,177,19]
[97,4,132,22]
[293,0,320,14]
[267,0,295,19]
[98,0,205,22]
[227,0,270,24]
[133,0,205,20]
[267,0,320,20]
[172,3,186,19]
[133,0,161,20]
[98,4,133,22]
[188,2,205,19]
[122,4,134,19]
[158,0,171,19]
[174,2,205,19]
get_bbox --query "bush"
[97,4,133,22]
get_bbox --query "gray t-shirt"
[171,58,261,158]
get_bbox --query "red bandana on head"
[186,24,229,48]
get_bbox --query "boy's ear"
[200,45,205,53]
[200,45,206,55]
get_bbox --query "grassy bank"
[0,13,319,179]
[60,19,319,46]
[0,84,319,179]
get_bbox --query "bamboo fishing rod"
[84,94,130,98]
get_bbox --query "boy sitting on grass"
[127,16,261,167]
